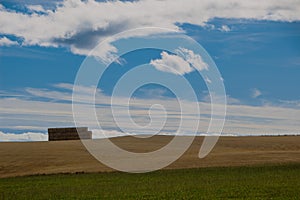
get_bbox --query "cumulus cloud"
[150,51,194,75]
[0,0,300,61]
[0,37,18,46]
[150,48,208,75]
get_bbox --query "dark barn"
[48,127,92,141]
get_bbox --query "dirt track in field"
[1,136,300,178]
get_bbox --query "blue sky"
[0,0,300,141]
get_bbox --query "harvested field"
[0,136,300,178]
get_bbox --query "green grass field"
[0,164,299,199]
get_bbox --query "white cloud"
[251,88,262,98]
[1,83,300,142]
[0,0,299,61]
[219,25,231,32]
[92,129,127,139]
[202,94,240,105]
[175,47,209,71]
[0,37,18,46]
[279,100,300,108]
[26,5,46,13]
[204,77,212,84]
[0,131,47,142]
[226,95,241,104]
[13,126,46,131]
[137,88,169,99]
[150,51,194,75]
[150,48,208,75]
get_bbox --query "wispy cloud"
[175,47,209,71]
[251,88,262,98]
[0,83,300,141]
[26,5,46,13]
[219,25,231,32]
[202,93,240,105]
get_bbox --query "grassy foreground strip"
[0,164,299,199]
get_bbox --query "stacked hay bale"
[48,127,92,141]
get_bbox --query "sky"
[0,0,300,141]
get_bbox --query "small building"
[48,127,92,141]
